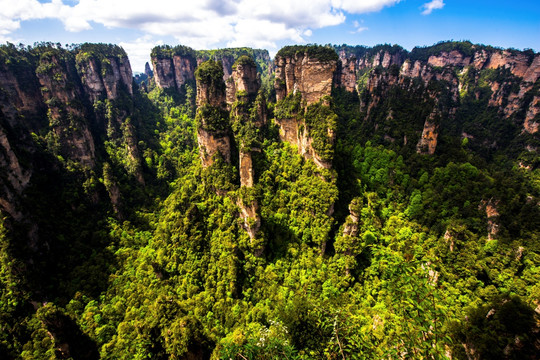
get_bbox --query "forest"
[0,41,539,359]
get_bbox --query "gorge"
[0,40,539,359]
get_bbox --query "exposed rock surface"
[152,57,176,89]
[273,46,338,170]
[229,56,264,244]
[0,44,140,244]
[416,107,441,155]
[195,60,231,167]
[274,51,337,105]
[337,42,540,155]
[78,55,133,102]
[151,46,271,100]
[337,53,358,92]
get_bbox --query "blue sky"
[1,0,539,72]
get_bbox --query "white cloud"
[331,0,401,13]
[0,0,406,70]
[119,35,163,73]
[351,20,368,34]
[421,0,445,15]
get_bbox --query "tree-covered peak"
[276,44,339,62]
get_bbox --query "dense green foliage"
[334,43,405,60]
[195,60,225,89]
[232,55,256,70]
[276,45,339,62]
[151,44,197,60]
[0,42,539,359]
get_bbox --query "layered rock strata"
[273,46,338,169]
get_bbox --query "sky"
[1,0,539,72]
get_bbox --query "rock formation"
[0,43,141,236]
[337,52,358,92]
[151,45,271,101]
[229,56,265,246]
[195,60,231,167]
[274,47,338,105]
[336,42,540,155]
[273,46,339,169]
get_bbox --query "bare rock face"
[0,127,31,220]
[428,50,472,68]
[356,49,406,71]
[233,58,260,98]
[337,52,358,92]
[152,57,176,90]
[144,62,153,78]
[239,151,254,187]
[481,199,500,240]
[274,50,337,104]
[0,60,45,132]
[173,55,196,89]
[416,109,440,155]
[77,55,133,102]
[273,47,338,169]
[524,96,539,134]
[197,128,232,167]
[38,52,96,168]
[195,60,231,167]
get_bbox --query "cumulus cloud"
[421,0,445,15]
[0,0,406,70]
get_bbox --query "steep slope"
[273,45,339,170]
[335,41,540,158]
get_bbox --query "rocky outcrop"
[357,49,406,71]
[337,54,358,92]
[428,50,472,68]
[173,55,196,89]
[227,57,261,104]
[274,48,338,104]
[273,46,338,169]
[229,56,265,244]
[197,129,232,167]
[524,96,539,134]
[195,60,231,167]
[416,106,441,155]
[151,46,272,102]
[77,54,133,102]
[37,51,97,168]
[0,43,140,230]
[346,42,540,155]
[152,57,176,89]
[480,199,500,240]
[144,62,153,78]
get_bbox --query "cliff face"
[152,54,197,92]
[152,57,176,89]
[37,51,97,168]
[77,54,133,102]
[151,46,272,101]
[195,60,231,167]
[337,52,357,92]
[274,51,337,105]
[341,42,540,155]
[358,49,406,70]
[229,56,264,244]
[0,43,140,231]
[273,46,338,170]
